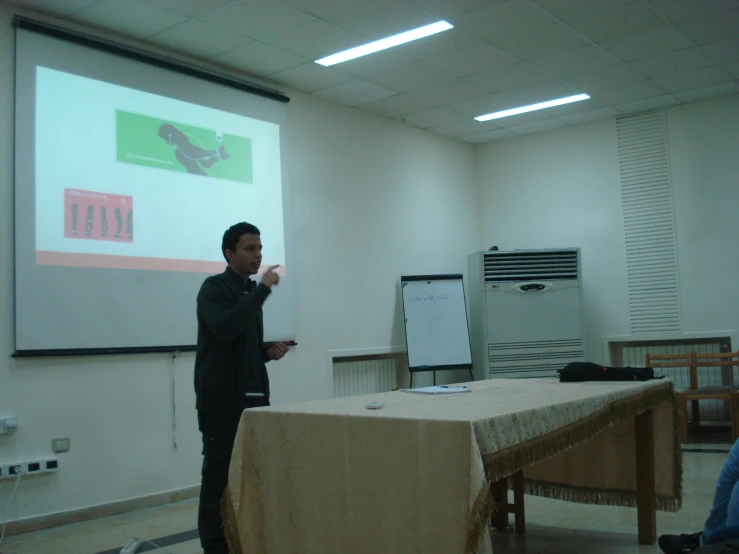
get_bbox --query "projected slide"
[34,67,285,274]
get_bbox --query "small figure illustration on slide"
[114,207,122,239]
[100,206,108,237]
[126,208,133,240]
[70,203,78,235]
[158,123,230,176]
[84,204,93,237]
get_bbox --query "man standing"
[194,222,289,554]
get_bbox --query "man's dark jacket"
[194,267,272,417]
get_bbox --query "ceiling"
[3,0,739,143]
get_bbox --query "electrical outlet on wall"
[52,438,70,453]
[0,458,59,480]
[0,417,18,435]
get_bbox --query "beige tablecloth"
[223,378,681,554]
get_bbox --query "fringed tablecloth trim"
[221,487,242,554]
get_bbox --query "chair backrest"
[694,352,739,389]
[645,352,696,388]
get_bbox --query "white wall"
[0,9,479,523]
[668,95,739,335]
[475,94,739,361]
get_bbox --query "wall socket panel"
[0,457,59,479]
[0,417,18,435]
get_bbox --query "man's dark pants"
[198,397,269,554]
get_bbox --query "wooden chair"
[683,352,739,442]
[644,353,696,442]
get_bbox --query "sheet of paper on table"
[399,385,471,394]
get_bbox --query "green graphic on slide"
[116,111,252,183]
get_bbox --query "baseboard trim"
[4,485,200,536]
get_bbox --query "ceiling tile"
[494,23,590,61]
[674,81,739,103]
[449,80,578,117]
[424,43,516,78]
[314,79,398,106]
[599,26,694,62]
[531,0,637,20]
[400,107,466,128]
[499,80,581,105]
[406,0,504,20]
[142,0,234,17]
[628,47,715,79]
[5,0,100,16]
[356,94,436,118]
[454,1,557,43]
[394,29,483,60]
[647,0,739,25]
[677,11,739,45]
[615,94,681,114]
[567,3,669,44]
[262,19,364,60]
[587,80,668,106]
[72,0,187,38]
[199,0,316,40]
[364,62,450,92]
[491,107,565,127]
[276,0,364,18]
[461,128,517,144]
[269,62,354,92]
[654,66,733,93]
[507,117,567,135]
[428,117,500,138]
[724,61,739,79]
[323,0,439,39]
[406,80,486,106]
[449,92,512,117]
[558,106,621,125]
[212,41,307,76]
[335,50,417,78]
[701,38,739,65]
[563,63,648,91]
[148,20,251,59]
[462,63,550,94]
[529,45,620,78]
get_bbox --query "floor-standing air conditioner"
[467,248,584,380]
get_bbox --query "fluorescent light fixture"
[315,21,453,66]
[474,94,591,122]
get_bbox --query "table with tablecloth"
[222,378,681,554]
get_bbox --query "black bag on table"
[558,361,663,382]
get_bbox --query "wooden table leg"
[491,478,508,530]
[635,409,656,545]
[512,471,526,536]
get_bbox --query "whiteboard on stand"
[401,274,473,371]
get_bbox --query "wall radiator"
[332,354,399,398]
[611,337,733,423]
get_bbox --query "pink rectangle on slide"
[64,189,133,242]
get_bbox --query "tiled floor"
[0,439,732,554]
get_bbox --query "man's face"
[226,233,262,277]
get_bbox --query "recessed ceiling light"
[474,94,591,122]
[315,21,453,67]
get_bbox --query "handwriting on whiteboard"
[409,294,449,302]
